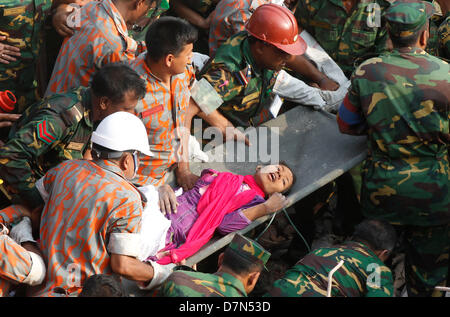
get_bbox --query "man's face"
[170,43,194,75]
[129,0,156,26]
[258,42,292,71]
[100,91,140,121]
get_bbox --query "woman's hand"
[263,192,289,214]
[0,36,21,64]
[158,184,178,215]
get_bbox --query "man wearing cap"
[158,233,271,297]
[18,111,175,296]
[337,0,449,297]
[208,0,340,91]
[190,4,308,131]
[266,219,397,297]
[0,63,146,209]
[295,0,394,78]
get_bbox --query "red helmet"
[245,4,306,55]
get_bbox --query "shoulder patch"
[37,120,56,145]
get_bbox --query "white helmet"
[91,111,153,157]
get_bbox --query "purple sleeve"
[216,195,266,235]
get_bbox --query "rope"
[254,207,311,253]
[282,207,311,253]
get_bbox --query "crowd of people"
[0,0,448,298]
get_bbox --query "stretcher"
[184,105,367,266]
[123,105,367,295]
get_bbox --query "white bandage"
[22,252,46,286]
[139,261,175,290]
[108,233,141,258]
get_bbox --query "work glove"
[10,217,36,244]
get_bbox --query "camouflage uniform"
[425,0,449,58]
[158,234,271,297]
[0,0,52,113]
[438,13,450,59]
[128,0,170,42]
[337,1,450,296]
[0,87,93,207]
[192,31,278,128]
[266,241,394,297]
[295,0,392,77]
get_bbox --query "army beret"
[228,233,271,270]
[384,0,434,38]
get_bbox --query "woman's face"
[254,164,294,195]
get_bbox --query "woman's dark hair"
[145,16,198,62]
[352,219,397,252]
[91,63,146,104]
[279,160,296,195]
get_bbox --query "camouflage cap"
[384,0,435,38]
[228,234,271,270]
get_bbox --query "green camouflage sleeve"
[193,63,244,114]
[365,265,395,297]
[0,111,68,207]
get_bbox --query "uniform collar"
[214,272,248,296]
[94,159,127,179]
[101,0,138,52]
[393,46,426,55]
[92,159,148,205]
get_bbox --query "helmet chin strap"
[131,151,139,179]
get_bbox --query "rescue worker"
[0,63,146,209]
[266,219,397,297]
[294,0,394,78]
[158,233,271,297]
[208,0,339,91]
[337,1,449,297]
[27,111,173,296]
[128,17,199,189]
[190,4,307,131]
[45,0,155,96]
[0,206,46,297]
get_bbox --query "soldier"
[128,17,199,189]
[0,0,54,113]
[0,63,146,209]
[266,219,397,297]
[208,0,339,91]
[45,0,155,96]
[295,0,393,78]
[425,0,449,57]
[337,1,450,296]
[24,112,173,296]
[158,233,271,297]
[190,4,307,132]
